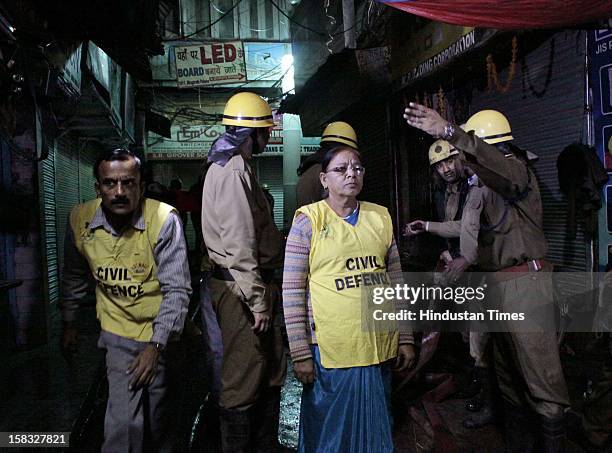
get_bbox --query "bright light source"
[281,54,295,95]
[281,54,294,71]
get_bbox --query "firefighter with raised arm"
[404,103,570,452]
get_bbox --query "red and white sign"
[175,41,246,88]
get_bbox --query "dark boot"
[251,387,281,453]
[456,365,484,399]
[567,411,609,453]
[199,397,221,453]
[502,404,537,452]
[219,408,250,453]
[463,367,495,429]
[538,415,566,453]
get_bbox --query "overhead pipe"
[342,0,356,49]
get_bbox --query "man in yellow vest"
[201,92,286,452]
[59,148,192,452]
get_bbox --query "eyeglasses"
[326,165,366,176]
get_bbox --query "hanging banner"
[356,47,391,84]
[87,42,111,91]
[269,113,283,145]
[109,61,123,129]
[400,29,479,86]
[588,29,612,270]
[57,43,82,97]
[146,124,225,160]
[174,42,246,88]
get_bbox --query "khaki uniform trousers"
[210,277,286,410]
[489,271,570,418]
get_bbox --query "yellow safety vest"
[297,200,399,368]
[70,198,175,341]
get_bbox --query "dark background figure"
[168,178,188,226]
[144,180,166,202]
[189,170,206,264]
[261,183,275,214]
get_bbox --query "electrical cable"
[163,0,243,41]
[268,0,357,38]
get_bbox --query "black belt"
[212,266,275,284]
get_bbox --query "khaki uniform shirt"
[444,181,464,222]
[201,154,284,313]
[429,176,487,265]
[296,164,324,208]
[449,129,547,271]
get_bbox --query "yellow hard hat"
[320,121,358,149]
[428,139,458,166]
[465,110,513,144]
[221,92,274,128]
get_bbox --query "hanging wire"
[268,0,357,38]
[165,0,357,42]
[163,0,243,41]
[324,0,337,53]
[149,60,289,125]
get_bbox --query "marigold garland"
[487,36,518,94]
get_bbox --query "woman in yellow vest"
[283,144,416,452]
[296,121,358,208]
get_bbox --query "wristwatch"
[151,342,165,353]
[442,123,456,140]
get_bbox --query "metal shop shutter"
[469,30,588,273]
[255,156,284,230]
[78,144,98,203]
[344,100,391,209]
[40,145,59,304]
[54,135,81,286]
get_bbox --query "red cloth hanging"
[379,1,612,29]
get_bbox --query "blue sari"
[298,206,395,453]
[298,346,393,453]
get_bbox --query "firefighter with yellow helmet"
[407,137,498,429]
[201,91,286,451]
[406,138,469,263]
[296,121,358,207]
[404,103,570,451]
[408,133,498,429]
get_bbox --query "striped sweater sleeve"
[282,213,313,362]
[387,236,415,345]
